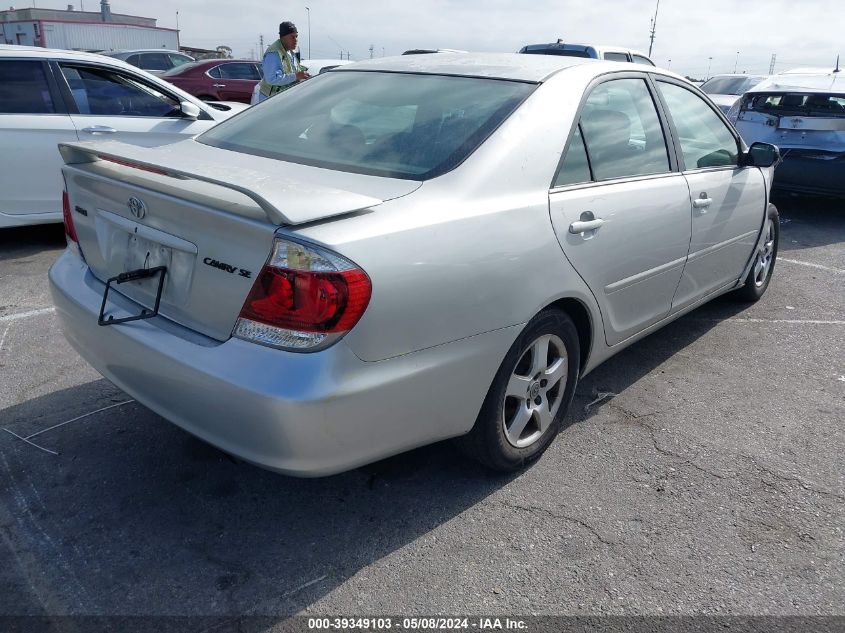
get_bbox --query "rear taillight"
[234,237,372,351]
[62,190,78,244]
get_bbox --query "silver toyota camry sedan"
[49,53,780,476]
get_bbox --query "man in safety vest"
[256,21,310,103]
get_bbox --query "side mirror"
[180,101,201,120]
[741,142,780,168]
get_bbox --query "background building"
[0,1,178,52]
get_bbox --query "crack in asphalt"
[591,399,844,504]
[495,501,616,546]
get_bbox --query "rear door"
[55,61,215,147]
[548,75,692,346]
[0,58,78,221]
[215,62,262,102]
[653,79,766,311]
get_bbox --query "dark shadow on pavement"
[0,295,755,623]
[0,224,66,261]
[771,193,845,253]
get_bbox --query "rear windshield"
[162,62,202,77]
[701,76,761,95]
[520,46,591,58]
[744,92,845,117]
[198,71,534,180]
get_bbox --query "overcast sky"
[36,0,844,78]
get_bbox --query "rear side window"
[207,66,222,79]
[553,125,592,187]
[578,78,670,180]
[631,55,654,66]
[657,81,739,169]
[604,52,630,62]
[139,53,171,71]
[219,63,261,80]
[0,60,56,114]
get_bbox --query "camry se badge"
[127,197,147,219]
[203,257,252,278]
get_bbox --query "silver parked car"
[49,54,780,476]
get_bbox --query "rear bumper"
[773,151,845,198]
[49,250,518,476]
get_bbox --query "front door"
[548,77,692,346]
[57,62,213,148]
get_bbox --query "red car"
[161,59,263,104]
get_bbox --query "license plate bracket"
[98,266,167,326]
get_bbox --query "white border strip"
[779,258,845,275]
[0,307,56,323]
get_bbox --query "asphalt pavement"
[0,196,842,623]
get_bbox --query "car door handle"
[569,218,605,234]
[692,197,713,209]
[213,83,227,87]
[82,126,117,134]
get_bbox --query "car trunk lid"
[60,140,420,341]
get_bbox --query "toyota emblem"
[128,196,147,219]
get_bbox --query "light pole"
[734,51,740,73]
[305,6,311,60]
[707,56,712,79]
[667,58,672,69]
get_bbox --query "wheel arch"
[541,297,594,376]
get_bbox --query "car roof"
[748,70,843,94]
[106,49,188,55]
[329,52,640,82]
[0,44,121,63]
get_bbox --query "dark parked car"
[162,59,263,104]
[105,49,195,75]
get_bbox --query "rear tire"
[458,309,580,472]
[732,203,779,302]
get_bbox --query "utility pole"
[647,0,660,57]
[305,6,311,60]
[259,34,264,53]
[769,54,776,74]
[706,56,712,79]
[734,51,740,73]
[369,44,374,59]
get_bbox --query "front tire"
[732,203,779,302]
[458,309,580,472]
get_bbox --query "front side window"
[199,71,534,180]
[579,78,670,180]
[657,81,739,169]
[60,64,181,117]
[0,60,55,114]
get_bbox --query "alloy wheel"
[502,334,568,448]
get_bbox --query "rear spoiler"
[59,140,384,226]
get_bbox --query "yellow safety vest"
[258,40,306,98]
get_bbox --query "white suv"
[0,45,248,228]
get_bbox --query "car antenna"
[834,54,840,73]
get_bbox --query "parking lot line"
[0,307,56,323]
[779,258,845,275]
[0,325,9,353]
[694,318,845,325]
